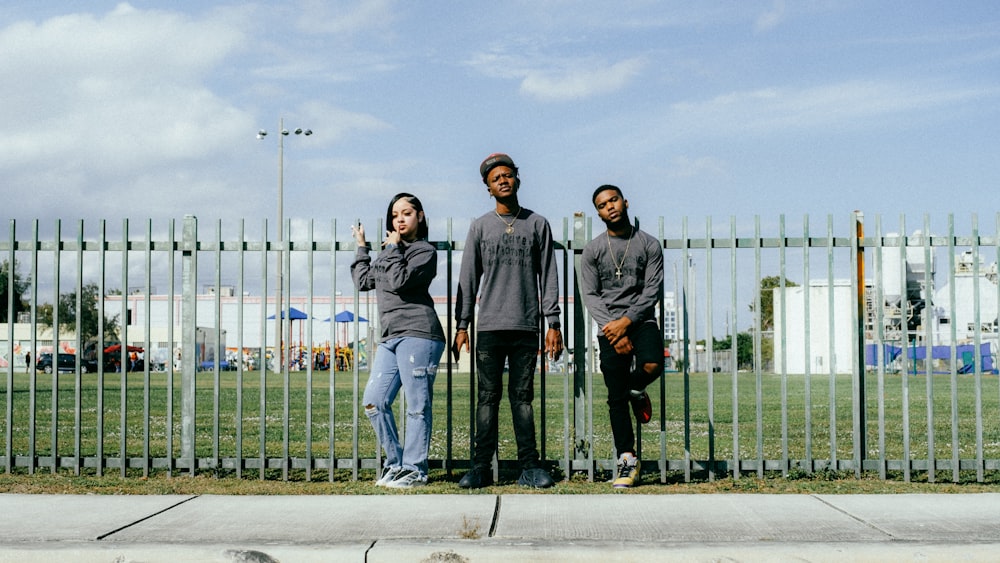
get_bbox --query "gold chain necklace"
[607,226,634,279]
[495,207,521,234]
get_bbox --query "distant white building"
[932,251,999,343]
[774,244,999,375]
[773,280,855,375]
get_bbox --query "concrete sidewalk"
[1,493,998,562]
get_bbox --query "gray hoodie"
[455,207,560,332]
[579,227,663,330]
[351,240,444,343]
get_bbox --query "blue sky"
[2,1,999,241]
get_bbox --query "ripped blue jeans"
[363,336,444,476]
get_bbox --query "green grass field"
[2,368,1000,493]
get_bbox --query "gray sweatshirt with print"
[455,208,561,332]
[579,227,663,330]
[351,239,444,343]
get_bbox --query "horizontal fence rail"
[2,213,999,483]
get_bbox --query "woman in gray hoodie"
[351,193,445,488]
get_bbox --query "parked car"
[36,353,99,374]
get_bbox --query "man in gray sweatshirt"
[453,153,563,489]
[579,184,664,488]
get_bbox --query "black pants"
[597,320,664,457]
[471,331,541,471]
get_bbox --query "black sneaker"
[517,467,555,488]
[630,390,652,424]
[458,467,493,489]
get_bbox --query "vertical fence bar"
[803,215,812,473]
[166,219,175,476]
[74,220,84,475]
[705,216,715,481]
[212,220,222,473]
[899,217,911,483]
[730,217,739,479]
[259,219,268,480]
[753,216,763,478]
[569,213,584,480]
[143,219,152,478]
[827,215,837,470]
[971,214,983,482]
[922,214,934,482]
[586,217,595,480]
[28,220,38,475]
[181,215,198,476]
[4,220,14,474]
[51,220,61,474]
[874,217,886,480]
[571,215,590,477]
[282,220,291,481]
[778,215,788,476]
[947,215,959,482]
[851,211,865,476]
[658,216,666,483]
[681,217,691,483]
[305,220,315,481]
[235,220,245,479]
[351,222,360,483]
[97,221,106,476]
[445,219,455,476]
[119,219,129,477]
[328,218,337,481]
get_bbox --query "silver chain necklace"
[495,207,521,234]
[607,226,634,279]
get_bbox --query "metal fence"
[2,212,999,482]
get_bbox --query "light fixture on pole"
[257,118,313,370]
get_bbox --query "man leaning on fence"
[452,152,563,489]
[579,184,664,488]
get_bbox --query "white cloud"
[670,80,997,135]
[294,0,398,35]
[0,4,260,225]
[0,4,250,169]
[754,0,787,33]
[518,57,646,101]
[669,155,728,179]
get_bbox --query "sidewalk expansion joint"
[488,495,500,538]
[810,494,897,539]
[95,495,201,541]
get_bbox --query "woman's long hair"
[385,192,429,240]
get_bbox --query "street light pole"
[258,118,313,371]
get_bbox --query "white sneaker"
[375,466,403,487]
[613,452,640,488]
[385,469,428,489]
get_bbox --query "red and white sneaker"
[630,390,652,424]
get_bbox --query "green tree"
[749,275,799,331]
[0,259,30,323]
[714,332,754,370]
[37,282,119,343]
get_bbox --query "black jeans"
[471,331,541,471]
[598,320,664,457]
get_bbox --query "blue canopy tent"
[268,307,310,367]
[268,307,309,320]
[331,310,367,323]
[324,310,368,346]
[323,311,369,370]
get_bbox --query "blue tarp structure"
[324,310,368,323]
[267,307,308,320]
[864,342,996,374]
